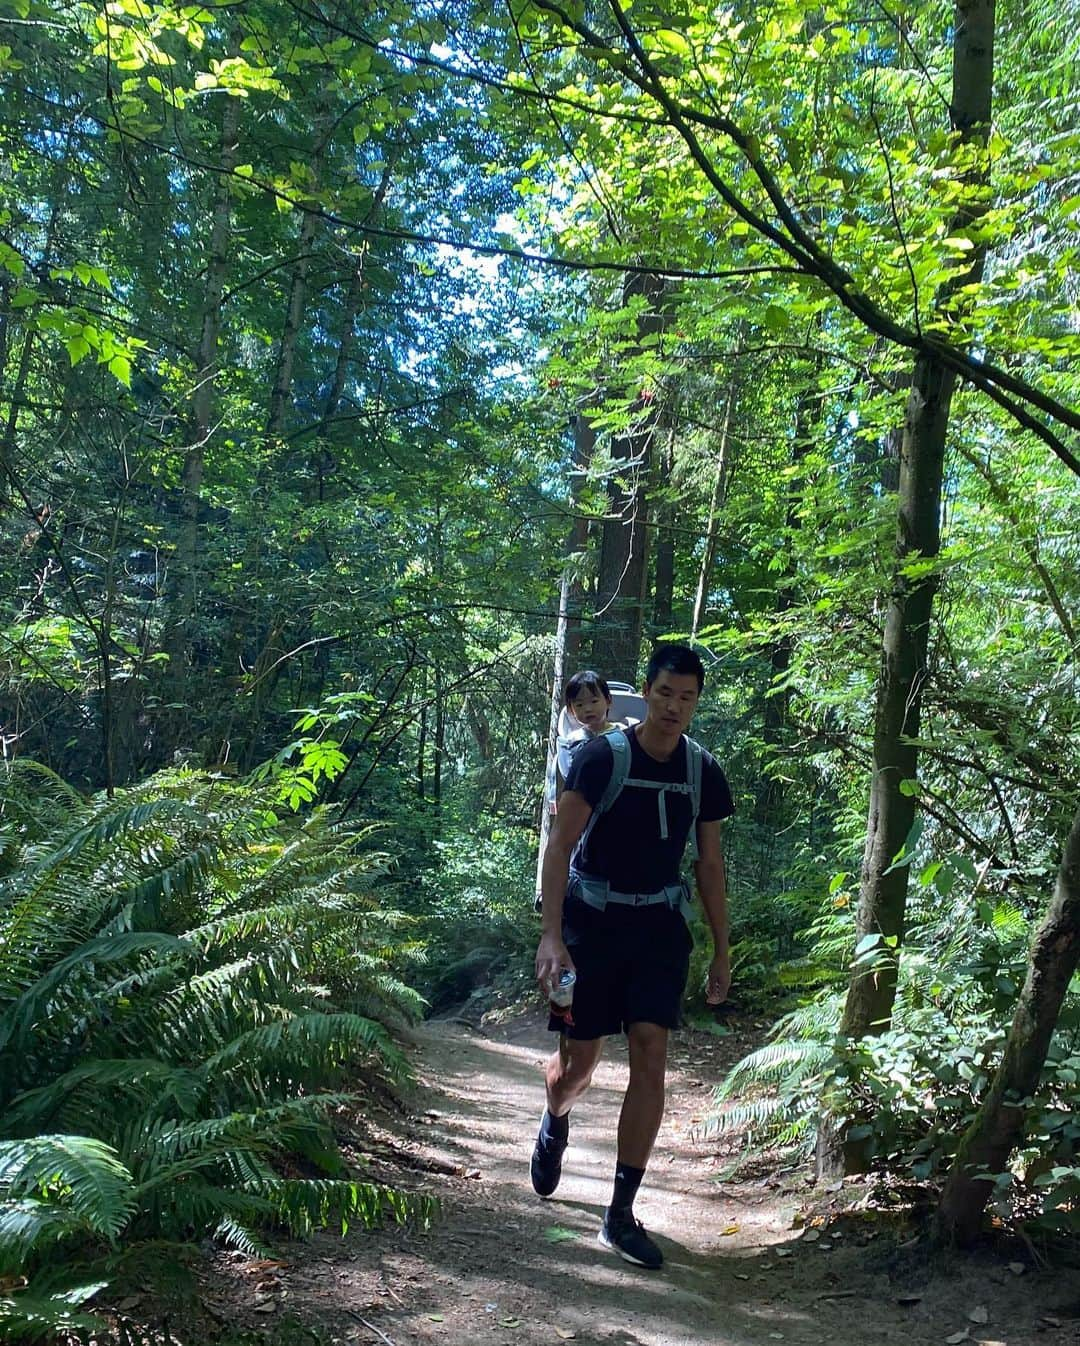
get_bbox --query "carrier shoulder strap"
[685,736,704,861]
[574,729,631,853]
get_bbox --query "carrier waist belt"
[568,870,687,910]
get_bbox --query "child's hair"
[564,669,611,706]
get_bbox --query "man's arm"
[694,818,730,1005]
[535,789,592,992]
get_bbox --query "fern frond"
[2,1060,193,1138]
[0,932,189,1057]
[201,1011,406,1082]
[121,1094,355,1179]
[715,1039,830,1100]
[0,1199,82,1273]
[256,1178,435,1236]
[50,800,210,868]
[214,1215,274,1258]
[0,1281,107,1343]
[119,842,223,925]
[0,1137,134,1239]
[699,1094,790,1138]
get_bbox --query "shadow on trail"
[300,1017,1052,1346]
[373,1020,848,1346]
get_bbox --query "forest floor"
[114,1012,1075,1346]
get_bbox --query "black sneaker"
[530,1131,567,1197]
[598,1207,663,1269]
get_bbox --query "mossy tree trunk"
[821,0,996,1179]
[935,804,1080,1245]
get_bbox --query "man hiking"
[533,643,734,1270]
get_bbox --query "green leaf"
[66,336,91,366]
[0,241,24,277]
[763,304,789,332]
[653,28,691,56]
[108,355,132,387]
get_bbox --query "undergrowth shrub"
[704,861,1080,1233]
[409,815,536,1015]
[0,762,432,1342]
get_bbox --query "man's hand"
[705,950,730,1006]
[536,929,574,995]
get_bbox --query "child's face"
[569,687,611,730]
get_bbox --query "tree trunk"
[432,659,445,811]
[822,0,995,1179]
[167,94,240,692]
[323,161,395,428]
[535,569,572,900]
[2,180,65,507]
[417,683,427,802]
[935,803,1080,1245]
[535,408,596,893]
[590,270,668,676]
[651,422,677,636]
[266,207,319,437]
[564,409,595,671]
[690,382,735,642]
[755,384,814,830]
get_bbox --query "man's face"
[569,687,611,730]
[643,670,700,736]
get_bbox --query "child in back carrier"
[557,670,615,784]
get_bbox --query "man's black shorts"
[547,894,693,1040]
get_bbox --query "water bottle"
[549,968,576,1009]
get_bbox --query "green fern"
[0,1281,108,1343]
[0,765,429,1338]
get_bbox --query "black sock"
[610,1161,645,1215]
[539,1109,569,1145]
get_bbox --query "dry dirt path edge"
[207,1014,1072,1346]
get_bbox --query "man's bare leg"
[616,1022,669,1165]
[532,1035,604,1197]
[547,1034,605,1115]
[598,1022,669,1268]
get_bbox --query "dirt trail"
[206,1015,1071,1346]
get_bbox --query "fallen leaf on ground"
[544,1226,580,1244]
[776,1249,793,1258]
[968,1306,989,1324]
[1008,1261,1025,1276]
[427,1314,444,1322]
[803,1229,820,1242]
[554,1329,576,1340]
[1042,1315,1062,1327]
[500,1318,521,1328]
[722,1224,740,1236]
[944,1332,969,1345]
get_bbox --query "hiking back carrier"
[568,727,705,921]
[574,728,705,861]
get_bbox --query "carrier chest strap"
[573,729,704,861]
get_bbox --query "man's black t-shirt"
[563,726,734,893]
